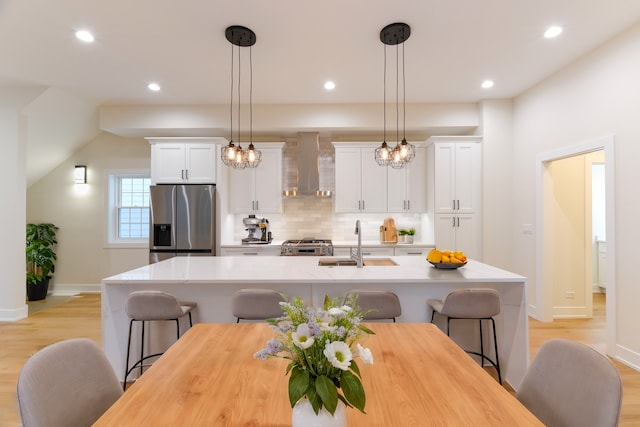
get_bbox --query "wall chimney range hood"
[283,132,333,197]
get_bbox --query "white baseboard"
[50,283,101,295]
[614,343,640,372]
[0,304,29,322]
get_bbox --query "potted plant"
[26,223,59,301]
[398,228,415,244]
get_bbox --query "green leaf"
[341,371,366,413]
[288,367,309,407]
[305,385,323,414]
[359,324,376,335]
[315,375,338,415]
[323,295,331,310]
[350,359,361,378]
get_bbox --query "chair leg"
[176,319,181,340]
[491,317,502,384]
[446,317,450,336]
[392,317,396,323]
[188,312,193,327]
[236,317,240,324]
[430,310,435,323]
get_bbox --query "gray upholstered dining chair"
[517,338,623,427]
[17,338,123,427]
[231,288,286,322]
[346,289,402,322]
[124,290,197,389]
[427,288,502,383]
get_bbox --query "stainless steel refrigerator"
[149,184,216,263]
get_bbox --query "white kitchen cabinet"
[431,140,481,214]
[332,246,394,257]
[229,143,284,214]
[394,246,432,257]
[387,145,427,213]
[220,246,281,256]
[427,136,482,259]
[434,213,479,258]
[333,143,387,213]
[148,137,225,184]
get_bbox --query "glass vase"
[292,398,346,427]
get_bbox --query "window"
[107,172,150,247]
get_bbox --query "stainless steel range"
[280,238,333,256]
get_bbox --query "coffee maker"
[242,215,272,244]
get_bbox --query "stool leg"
[446,317,450,336]
[188,312,193,327]
[139,320,145,377]
[430,310,435,323]
[176,319,180,340]
[479,319,485,368]
[491,317,502,384]
[123,319,134,391]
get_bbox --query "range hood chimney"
[283,132,333,197]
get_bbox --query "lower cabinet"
[434,214,479,259]
[220,246,282,256]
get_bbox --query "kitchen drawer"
[220,246,281,256]
[394,246,432,257]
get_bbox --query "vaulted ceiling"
[2,0,640,184]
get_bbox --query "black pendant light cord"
[395,43,400,146]
[229,42,234,143]
[250,45,253,145]
[237,43,242,147]
[402,42,406,141]
[383,44,387,144]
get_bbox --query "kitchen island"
[102,256,529,387]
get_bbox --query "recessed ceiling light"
[481,80,494,89]
[324,81,336,90]
[147,83,161,92]
[75,30,95,43]
[544,26,563,39]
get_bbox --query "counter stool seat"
[123,290,197,390]
[231,289,285,323]
[346,289,402,322]
[427,288,502,384]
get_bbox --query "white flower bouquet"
[254,295,375,415]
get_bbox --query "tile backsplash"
[232,196,427,243]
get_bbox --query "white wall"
[26,133,150,294]
[0,86,47,321]
[513,21,640,367]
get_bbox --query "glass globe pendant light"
[376,22,415,169]
[221,25,261,169]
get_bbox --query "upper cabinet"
[228,143,284,214]
[387,145,427,213]
[148,137,226,185]
[429,138,481,214]
[333,143,387,213]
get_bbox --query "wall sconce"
[74,165,87,184]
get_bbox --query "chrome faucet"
[351,219,363,268]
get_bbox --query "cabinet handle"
[255,200,259,211]
[181,169,185,180]
[456,217,460,227]
[185,169,189,180]
[358,200,361,210]
[407,200,410,211]
[452,200,456,210]
[457,199,460,210]
[362,200,365,211]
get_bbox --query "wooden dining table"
[94,323,543,426]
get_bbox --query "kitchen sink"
[318,258,398,267]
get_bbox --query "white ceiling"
[2,0,640,184]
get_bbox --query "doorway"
[536,135,616,355]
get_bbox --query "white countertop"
[220,240,434,247]
[103,256,524,285]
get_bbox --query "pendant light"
[221,25,261,169]
[376,22,415,169]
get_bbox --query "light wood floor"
[1,293,639,426]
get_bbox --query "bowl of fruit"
[426,249,467,269]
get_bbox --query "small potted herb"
[26,223,59,301]
[398,228,415,244]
